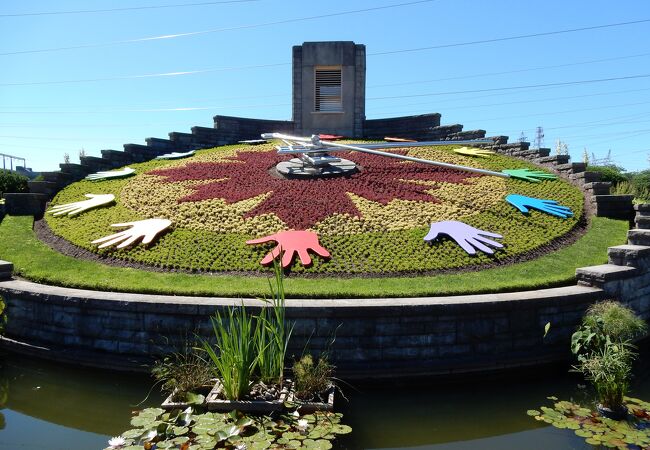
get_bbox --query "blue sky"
[1,0,649,172]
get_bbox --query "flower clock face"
[46,143,585,274]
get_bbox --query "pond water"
[1,349,650,450]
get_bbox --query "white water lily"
[234,444,248,450]
[297,419,309,431]
[292,410,300,418]
[107,436,126,448]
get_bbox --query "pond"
[1,347,650,450]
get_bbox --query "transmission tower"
[534,126,544,149]
[519,131,528,143]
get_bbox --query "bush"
[0,170,28,196]
[587,165,627,185]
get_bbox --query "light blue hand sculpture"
[506,194,573,218]
[424,220,504,255]
[502,169,557,182]
[155,150,196,160]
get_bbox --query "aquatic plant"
[528,396,650,449]
[255,262,294,386]
[571,301,647,412]
[202,305,258,401]
[292,355,334,402]
[107,407,352,450]
[152,342,213,404]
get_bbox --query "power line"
[369,87,650,116]
[367,52,650,88]
[4,49,648,88]
[0,0,438,56]
[0,0,259,18]
[367,74,650,100]
[0,62,291,87]
[367,18,650,56]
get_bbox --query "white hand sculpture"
[85,167,135,181]
[91,218,172,249]
[155,150,196,160]
[48,194,115,217]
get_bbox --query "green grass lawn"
[0,215,628,298]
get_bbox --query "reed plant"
[202,304,257,401]
[254,262,294,386]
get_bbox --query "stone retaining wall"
[2,214,650,377]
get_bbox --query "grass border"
[0,215,628,298]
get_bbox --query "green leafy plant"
[577,342,635,412]
[571,301,647,413]
[255,261,294,386]
[0,170,28,197]
[202,304,258,401]
[152,342,213,404]
[571,301,647,357]
[292,354,334,402]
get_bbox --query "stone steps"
[628,229,650,246]
[608,244,650,268]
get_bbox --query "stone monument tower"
[292,41,366,138]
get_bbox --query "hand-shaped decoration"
[92,218,172,249]
[424,221,503,255]
[501,169,557,183]
[506,194,573,218]
[246,230,331,268]
[155,150,196,160]
[85,167,135,181]
[48,194,115,217]
[453,147,495,158]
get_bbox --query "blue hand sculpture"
[506,194,573,218]
[424,220,504,256]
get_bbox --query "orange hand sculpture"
[246,230,331,268]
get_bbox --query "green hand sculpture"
[502,169,557,183]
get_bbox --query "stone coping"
[0,278,602,309]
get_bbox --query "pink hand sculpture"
[246,230,331,268]
[424,220,503,256]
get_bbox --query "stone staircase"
[575,205,650,317]
[2,112,636,223]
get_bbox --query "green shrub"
[0,170,28,196]
[587,165,627,185]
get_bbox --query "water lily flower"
[107,436,126,449]
[235,444,248,450]
[297,419,309,431]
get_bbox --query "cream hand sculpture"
[155,150,196,160]
[85,167,135,181]
[92,218,172,249]
[48,194,115,217]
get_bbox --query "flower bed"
[44,143,585,275]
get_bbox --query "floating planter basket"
[289,383,335,414]
[206,380,292,414]
[160,382,215,411]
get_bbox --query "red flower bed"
[150,149,479,229]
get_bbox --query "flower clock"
[45,140,584,274]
